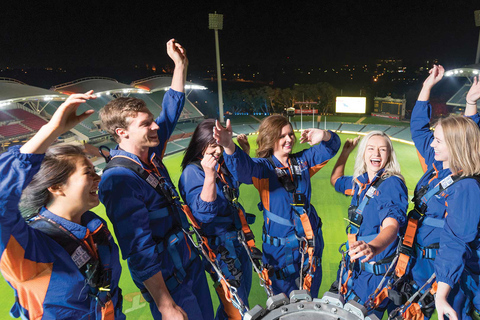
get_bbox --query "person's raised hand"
[422,64,444,89]
[342,136,360,155]
[201,153,218,178]
[49,90,96,135]
[166,39,188,67]
[213,119,235,150]
[467,76,480,105]
[236,134,250,155]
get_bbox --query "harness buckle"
[397,240,415,257]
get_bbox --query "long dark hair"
[181,119,217,171]
[20,144,86,219]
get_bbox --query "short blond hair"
[436,116,480,176]
[353,131,404,191]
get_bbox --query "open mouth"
[90,188,98,196]
[370,159,381,166]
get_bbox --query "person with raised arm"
[98,39,213,320]
[179,119,255,320]
[329,132,407,318]
[399,65,480,320]
[0,92,125,319]
[214,115,340,297]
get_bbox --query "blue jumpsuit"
[223,131,340,296]
[409,100,464,316]
[434,178,480,319]
[334,170,408,317]
[99,89,213,320]
[0,146,125,319]
[179,160,252,320]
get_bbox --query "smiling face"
[203,143,223,160]
[59,157,101,213]
[364,135,390,179]
[273,124,295,158]
[430,123,450,167]
[124,111,160,149]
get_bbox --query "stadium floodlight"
[209,12,225,123]
[444,67,480,78]
[185,84,207,90]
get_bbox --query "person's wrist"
[466,99,477,105]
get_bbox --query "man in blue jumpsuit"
[98,39,213,320]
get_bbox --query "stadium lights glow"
[185,84,208,90]
[445,67,480,77]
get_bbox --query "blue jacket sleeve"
[334,175,355,196]
[435,179,480,288]
[466,113,480,127]
[299,131,341,177]
[155,89,186,158]
[223,145,265,185]
[410,100,435,166]
[376,176,408,227]
[179,165,219,224]
[99,168,162,282]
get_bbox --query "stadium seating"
[0,124,32,137]
[6,109,47,131]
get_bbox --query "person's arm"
[330,137,360,186]
[156,40,188,156]
[435,180,480,306]
[465,76,480,117]
[435,282,457,320]
[349,177,408,262]
[21,91,95,154]
[168,39,188,93]
[236,134,251,155]
[410,65,444,165]
[199,154,218,202]
[296,129,341,177]
[349,218,399,262]
[144,271,188,320]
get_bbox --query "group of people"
[0,37,478,320]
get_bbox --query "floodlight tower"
[476,10,480,64]
[209,12,225,123]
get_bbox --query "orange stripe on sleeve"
[344,189,355,196]
[417,150,428,173]
[0,236,53,319]
[309,159,330,177]
[252,177,270,212]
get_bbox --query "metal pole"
[214,29,224,123]
[476,29,480,64]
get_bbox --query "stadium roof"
[132,75,207,93]
[0,78,67,107]
[52,77,149,96]
[445,64,480,78]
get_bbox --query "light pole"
[209,12,225,123]
[475,10,480,64]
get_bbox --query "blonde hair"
[436,116,480,176]
[256,115,296,158]
[353,131,404,191]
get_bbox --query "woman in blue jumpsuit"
[214,115,340,297]
[434,74,480,320]
[0,92,124,319]
[408,65,480,319]
[179,119,252,320]
[330,131,408,318]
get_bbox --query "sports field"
[0,133,424,319]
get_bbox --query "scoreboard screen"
[335,97,366,114]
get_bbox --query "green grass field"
[0,133,424,319]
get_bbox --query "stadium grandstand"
[0,75,208,169]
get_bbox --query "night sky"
[1,0,480,70]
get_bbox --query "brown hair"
[436,115,480,176]
[20,144,86,219]
[99,97,150,142]
[256,115,296,158]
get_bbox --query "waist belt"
[360,260,391,276]
[271,256,320,280]
[262,232,298,247]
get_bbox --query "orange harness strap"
[395,216,419,278]
[298,211,317,291]
[403,303,425,320]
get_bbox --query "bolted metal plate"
[266,293,289,310]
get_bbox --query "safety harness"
[28,214,117,320]
[336,173,396,306]
[372,170,480,319]
[102,150,250,316]
[189,160,274,298]
[264,155,319,292]
[103,154,198,293]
